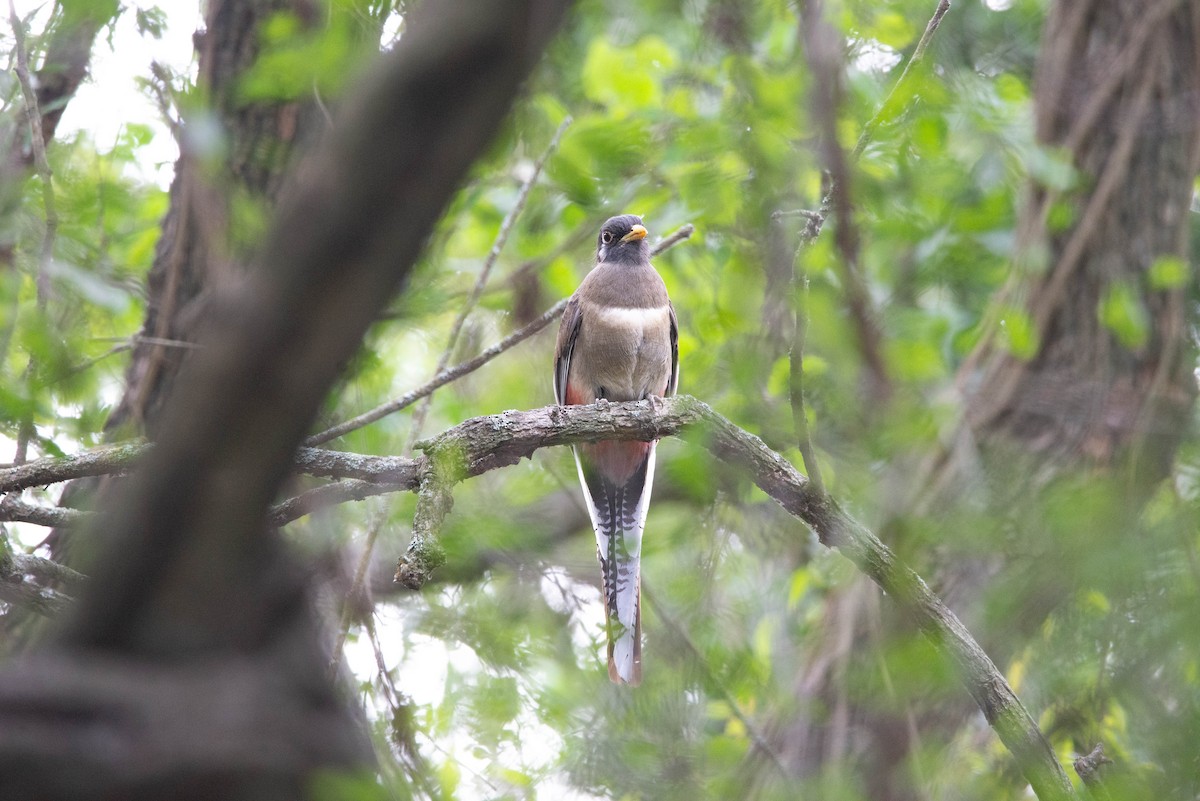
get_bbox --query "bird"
[553,214,679,685]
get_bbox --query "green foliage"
[6,1,1200,800]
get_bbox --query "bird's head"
[596,214,649,265]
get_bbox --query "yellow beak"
[620,224,648,242]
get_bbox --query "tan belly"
[569,304,672,402]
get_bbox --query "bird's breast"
[571,302,672,402]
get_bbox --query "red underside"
[582,439,651,485]
[565,382,652,484]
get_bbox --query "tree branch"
[800,0,892,401]
[851,0,952,161]
[0,442,149,493]
[0,442,417,496]
[405,116,573,452]
[1073,743,1113,801]
[0,495,85,528]
[0,545,86,618]
[307,298,571,446]
[0,385,1082,799]
[403,396,1077,801]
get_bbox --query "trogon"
[553,214,679,685]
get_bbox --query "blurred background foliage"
[1,0,1198,799]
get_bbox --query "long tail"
[574,440,656,685]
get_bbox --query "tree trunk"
[0,0,569,796]
[107,0,327,436]
[965,0,1198,484]
[777,2,1200,797]
[29,0,334,590]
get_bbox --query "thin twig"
[9,0,58,309]
[8,2,59,468]
[67,342,132,376]
[642,585,791,779]
[269,479,404,527]
[307,298,569,446]
[800,0,893,401]
[652,222,695,255]
[789,264,825,494]
[781,0,952,404]
[851,0,952,161]
[329,503,390,678]
[12,361,35,465]
[404,117,572,454]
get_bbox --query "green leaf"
[1099,281,1149,350]
[1148,255,1189,289]
[134,6,167,39]
[999,305,1039,360]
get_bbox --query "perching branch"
[396,396,1077,801]
[0,389,1081,799]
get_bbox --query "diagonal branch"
[0,389,1084,800]
[404,116,572,452]
[401,396,1078,801]
[851,0,952,161]
[306,297,571,446]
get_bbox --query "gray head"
[596,214,649,265]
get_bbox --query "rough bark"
[8,0,332,647]
[0,394,1083,800]
[0,0,570,797]
[965,0,1199,479]
[106,0,327,436]
[784,2,1200,798]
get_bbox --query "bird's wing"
[553,294,583,405]
[666,300,680,397]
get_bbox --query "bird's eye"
[601,231,614,244]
